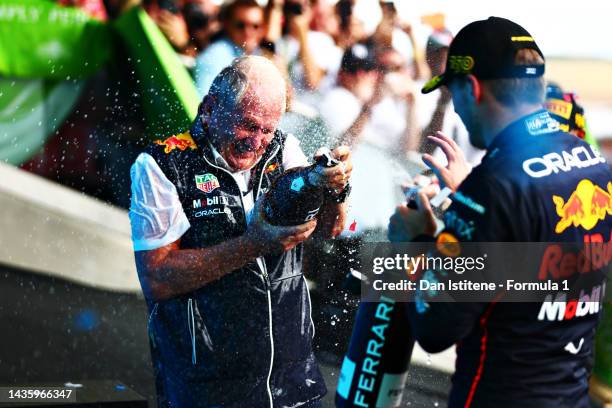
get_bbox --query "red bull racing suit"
[407,110,611,407]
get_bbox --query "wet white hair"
[207,55,286,114]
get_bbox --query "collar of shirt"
[190,116,263,193]
[487,109,557,152]
[208,142,262,195]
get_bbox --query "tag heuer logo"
[195,173,220,193]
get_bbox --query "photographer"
[183,1,219,55]
[143,0,191,53]
[389,17,611,407]
[417,29,485,166]
[265,0,342,94]
[130,56,352,407]
[370,0,422,80]
[319,44,418,237]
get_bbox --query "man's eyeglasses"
[233,21,262,31]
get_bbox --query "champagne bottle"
[263,149,339,226]
[336,294,415,408]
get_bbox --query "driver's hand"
[388,190,437,242]
[422,131,471,192]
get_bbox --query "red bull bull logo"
[264,162,279,174]
[553,179,612,233]
[154,132,197,154]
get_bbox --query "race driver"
[129,56,352,407]
[388,17,611,407]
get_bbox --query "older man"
[130,56,352,407]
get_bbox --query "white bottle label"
[337,356,356,400]
[375,372,408,407]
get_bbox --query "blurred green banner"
[0,78,84,165]
[0,0,112,79]
[594,302,612,386]
[113,7,199,138]
[0,3,199,164]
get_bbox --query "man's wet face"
[214,94,283,171]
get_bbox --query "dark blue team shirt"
[407,110,611,408]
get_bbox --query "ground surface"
[0,265,451,407]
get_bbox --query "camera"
[284,1,303,16]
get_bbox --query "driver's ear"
[466,74,482,104]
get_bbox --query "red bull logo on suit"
[553,179,612,233]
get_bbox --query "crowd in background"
[17,0,608,235]
[13,0,611,381]
[22,0,484,236]
[140,0,485,238]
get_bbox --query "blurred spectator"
[333,0,365,50]
[195,0,264,95]
[417,29,484,166]
[103,0,141,18]
[597,135,612,167]
[369,0,421,80]
[186,0,219,21]
[142,0,191,52]
[545,82,590,140]
[319,44,418,236]
[58,0,108,19]
[265,0,342,95]
[183,1,219,55]
[321,44,418,152]
[263,0,343,161]
[309,0,339,37]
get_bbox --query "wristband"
[327,183,351,204]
